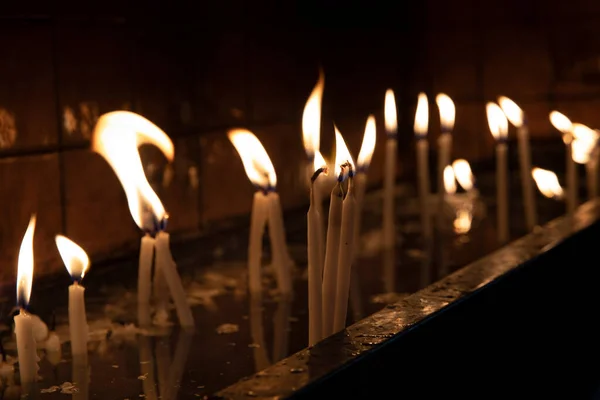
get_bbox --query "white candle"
[487,102,510,243]
[14,311,38,385]
[353,172,367,251]
[14,216,38,385]
[55,235,91,356]
[415,93,432,239]
[155,231,194,328]
[248,191,269,293]
[153,231,170,324]
[435,94,456,224]
[549,111,577,214]
[138,235,155,327]
[307,169,326,345]
[72,354,89,400]
[321,182,343,337]
[266,191,292,294]
[499,97,537,230]
[383,90,397,249]
[333,174,356,333]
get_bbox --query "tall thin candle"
[55,235,91,356]
[487,102,509,243]
[499,96,537,230]
[383,90,398,250]
[308,167,326,346]
[550,111,577,214]
[414,93,432,239]
[435,94,456,224]
[14,215,38,385]
[571,123,599,202]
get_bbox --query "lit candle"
[532,167,564,200]
[14,215,38,385]
[353,115,377,257]
[498,96,537,230]
[333,131,356,334]
[451,159,476,196]
[549,111,577,214]
[321,127,348,337]
[71,354,89,400]
[138,235,155,327]
[414,93,432,239]
[55,235,90,356]
[383,89,397,249]
[571,123,599,201]
[308,165,327,346]
[92,111,194,328]
[229,129,292,295]
[486,102,510,243]
[435,93,456,223]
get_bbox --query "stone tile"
[0,154,62,285]
[483,28,552,99]
[191,31,248,129]
[0,20,57,151]
[55,21,133,145]
[63,149,139,260]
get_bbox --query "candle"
[571,123,599,202]
[55,235,90,356]
[71,354,89,400]
[353,115,377,258]
[498,96,537,230]
[383,89,398,249]
[550,111,577,214]
[154,230,194,328]
[414,93,433,239]
[308,167,327,346]
[486,102,510,243]
[313,151,328,271]
[229,129,292,295]
[92,111,194,328]
[14,215,38,385]
[321,128,349,337]
[333,131,357,334]
[435,93,456,223]
[532,168,564,200]
[451,159,476,194]
[137,234,155,327]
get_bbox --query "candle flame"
[452,159,475,191]
[497,96,524,127]
[571,123,599,164]
[92,111,174,232]
[302,70,324,159]
[453,209,473,235]
[384,89,397,135]
[228,129,277,190]
[532,167,563,198]
[55,235,90,281]
[443,165,457,194]
[549,111,573,138]
[436,93,456,133]
[414,92,429,137]
[356,115,376,171]
[16,215,36,308]
[313,150,328,173]
[334,126,355,180]
[486,102,508,141]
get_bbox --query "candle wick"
[310,167,326,183]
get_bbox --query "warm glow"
[452,159,475,191]
[486,102,508,141]
[453,209,473,235]
[414,93,429,137]
[532,167,563,199]
[436,93,456,132]
[313,150,328,173]
[55,235,90,281]
[384,89,398,135]
[498,96,524,127]
[571,123,599,164]
[16,215,36,307]
[228,129,277,189]
[549,111,573,137]
[357,115,376,170]
[443,165,457,194]
[334,126,355,180]
[92,111,174,231]
[302,70,324,159]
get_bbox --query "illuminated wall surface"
[0,1,598,280]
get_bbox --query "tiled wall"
[1,2,599,282]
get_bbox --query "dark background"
[0,1,598,281]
